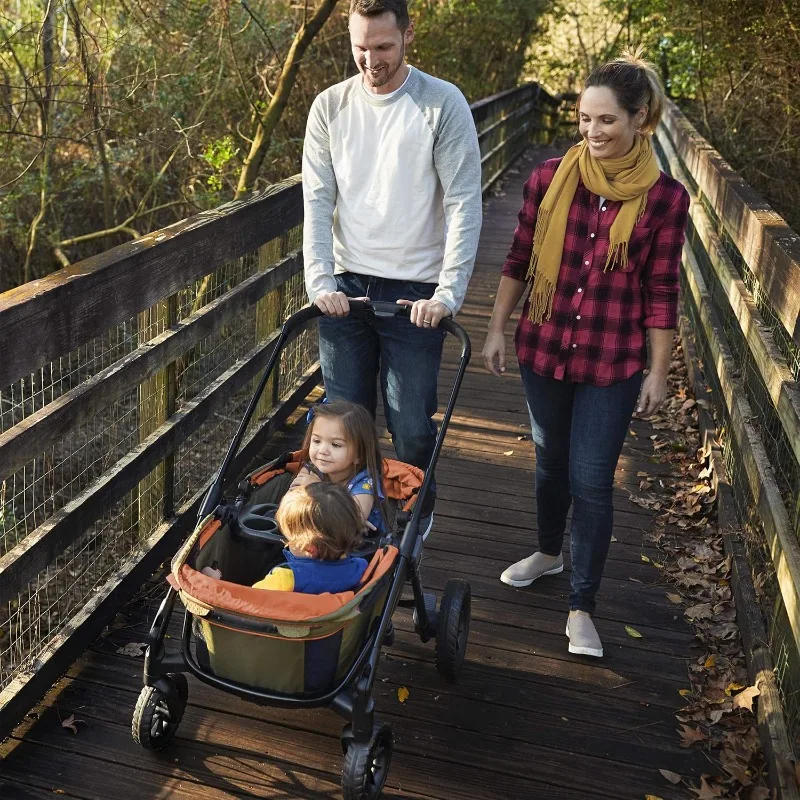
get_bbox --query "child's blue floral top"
[347,469,387,535]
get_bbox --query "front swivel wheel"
[132,673,188,750]
[341,722,393,800]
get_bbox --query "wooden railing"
[0,81,562,741]
[654,101,800,746]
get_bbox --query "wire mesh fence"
[0,225,307,693]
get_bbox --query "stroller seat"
[168,510,398,695]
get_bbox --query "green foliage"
[201,136,240,192]
[410,0,549,101]
[0,0,549,292]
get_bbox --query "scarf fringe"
[526,271,556,325]
[526,207,551,283]
[604,239,628,272]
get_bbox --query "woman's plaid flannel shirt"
[502,157,690,386]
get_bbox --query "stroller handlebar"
[281,300,470,357]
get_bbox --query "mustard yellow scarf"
[526,134,660,324]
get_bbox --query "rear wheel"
[132,673,188,750]
[435,580,471,680]
[341,722,393,800]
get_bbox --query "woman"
[481,50,689,658]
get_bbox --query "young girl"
[253,482,368,593]
[287,399,388,536]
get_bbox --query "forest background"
[1,0,797,293]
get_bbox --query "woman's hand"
[636,371,668,416]
[482,329,507,376]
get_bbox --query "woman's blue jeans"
[520,365,643,613]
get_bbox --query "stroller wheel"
[435,580,472,681]
[132,673,188,750]
[341,722,393,800]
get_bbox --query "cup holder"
[235,503,285,550]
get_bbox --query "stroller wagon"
[132,301,472,799]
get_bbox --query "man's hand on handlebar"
[313,292,369,317]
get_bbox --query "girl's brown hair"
[581,46,666,135]
[276,483,363,561]
[299,400,388,527]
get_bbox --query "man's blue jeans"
[318,272,445,473]
[520,365,643,613]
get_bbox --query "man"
[302,0,482,534]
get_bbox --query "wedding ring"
[423,318,432,325]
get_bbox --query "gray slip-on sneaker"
[500,552,564,587]
[566,611,603,658]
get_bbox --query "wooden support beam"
[656,123,800,470]
[661,101,800,345]
[0,178,302,390]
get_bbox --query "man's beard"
[361,44,404,88]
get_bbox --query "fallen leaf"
[679,688,692,698]
[503,450,514,456]
[116,642,147,658]
[678,723,706,747]
[704,655,716,669]
[725,681,746,696]
[692,775,722,799]
[397,686,409,703]
[732,685,760,712]
[625,625,643,638]
[641,554,651,563]
[646,796,666,800]
[659,769,682,784]
[61,714,83,734]
[666,593,682,604]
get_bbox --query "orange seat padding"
[250,453,423,504]
[174,543,399,622]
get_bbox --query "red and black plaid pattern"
[502,157,690,386]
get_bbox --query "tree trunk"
[234,0,340,199]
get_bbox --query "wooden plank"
[0,367,320,743]
[656,118,800,469]
[0,177,303,389]
[0,253,302,485]
[0,336,309,607]
[660,101,800,344]
[681,238,800,662]
[70,646,682,744]
[11,669,690,800]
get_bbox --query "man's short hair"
[349,0,410,31]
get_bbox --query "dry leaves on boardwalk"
[634,342,775,799]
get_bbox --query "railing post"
[136,295,178,534]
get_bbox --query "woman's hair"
[300,399,388,525]
[276,483,363,561]
[581,47,665,134]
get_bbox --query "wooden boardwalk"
[0,149,707,799]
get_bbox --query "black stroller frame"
[134,301,472,799]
